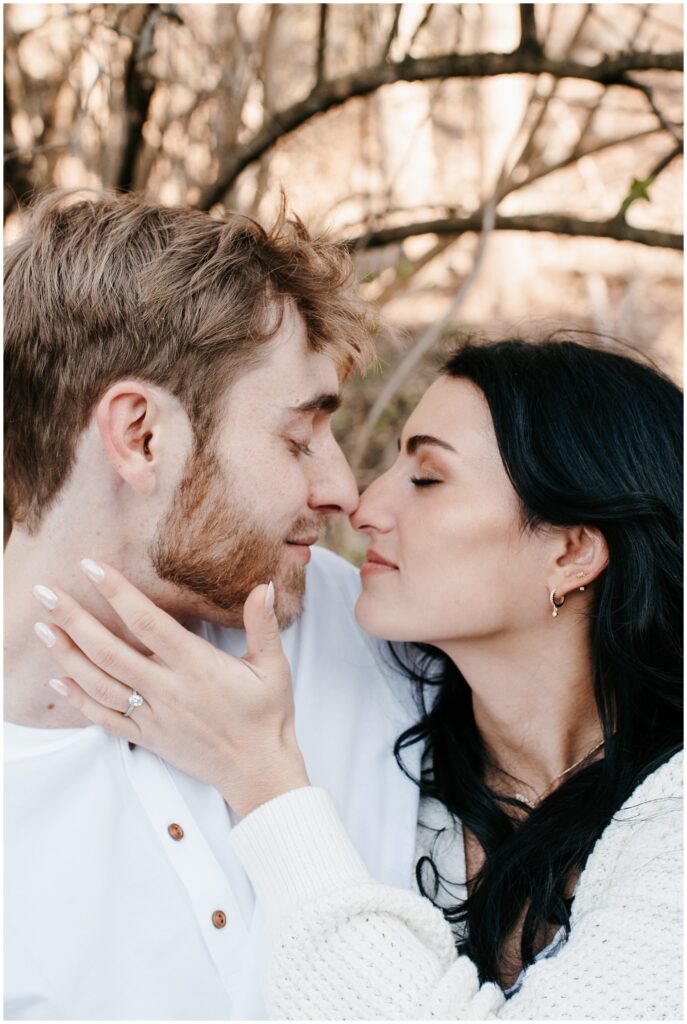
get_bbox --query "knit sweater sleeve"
[230,756,682,1020]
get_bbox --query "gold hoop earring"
[550,589,565,617]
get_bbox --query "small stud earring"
[576,571,587,592]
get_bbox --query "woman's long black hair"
[392,337,683,986]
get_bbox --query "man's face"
[151,304,359,628]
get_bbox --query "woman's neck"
[441,621,603,799]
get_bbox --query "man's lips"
[360,548,398,576]
[285,535,319,564]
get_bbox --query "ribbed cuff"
[230,787,372,919]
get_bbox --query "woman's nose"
[350,472,395,534]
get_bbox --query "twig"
[518,5,541,55]
[351,8,466,254]
[501,125,664,200]
[622,74,683,144]
[591,6,651,51]
[316,5,328,87]
[3,139,73,162]
[374,235,457,305]
[382,4,403,63]
[405,4,434,58]
[504,5,594,184]
[350,195,497,473]
[631,5,652,48]
[647,140,683,179]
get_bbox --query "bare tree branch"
[343,212,682,252]
[117,4,161,192]
[201,46,683,208]
[316,5,328,87]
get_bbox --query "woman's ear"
[550,526,609,598]
[96,381,160,495]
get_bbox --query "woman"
[35,338,682,1019]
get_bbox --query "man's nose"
[308,441,360,517]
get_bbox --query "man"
[4,192,420,1019]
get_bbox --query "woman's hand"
[32,560,310,818]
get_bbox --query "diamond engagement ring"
[123,690,144,717]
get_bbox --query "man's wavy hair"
[4,190,377,532]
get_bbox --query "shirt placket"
[120,740,249,1000]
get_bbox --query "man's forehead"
[218,304,344,420]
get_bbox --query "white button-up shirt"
[5,548,421,1020]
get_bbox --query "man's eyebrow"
[398,434,457,455]
[289,393,341,414]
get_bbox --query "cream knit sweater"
[230,751,683,1020]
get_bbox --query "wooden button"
[167,823,184,841]
[212,910,227,929]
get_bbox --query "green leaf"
[619,176,654,216]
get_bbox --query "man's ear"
[549,525,609,598]
[96,381,160,495]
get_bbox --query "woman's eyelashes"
[411,476,441,487]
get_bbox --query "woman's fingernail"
[48,678,69,697]
[81,558,105,583]
[264,580,275,614]
[33,585,58,610]
[34,622,57,648]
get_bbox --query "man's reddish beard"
[150,447,317,628]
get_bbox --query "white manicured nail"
[81,558,105,583]
[48,678,69,697]
[33,585,58,610]
[34,622,57,647]
[264,580,275,614]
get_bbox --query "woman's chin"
[354,594,413,641]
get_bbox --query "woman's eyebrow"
[398,434,457,454]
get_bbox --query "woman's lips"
[360,549,398,577]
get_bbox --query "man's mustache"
[285,515,325,543]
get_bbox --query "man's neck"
[4,528,133,728]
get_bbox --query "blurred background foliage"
[4,3,683,559]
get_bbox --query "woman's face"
[351,376,557,645]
